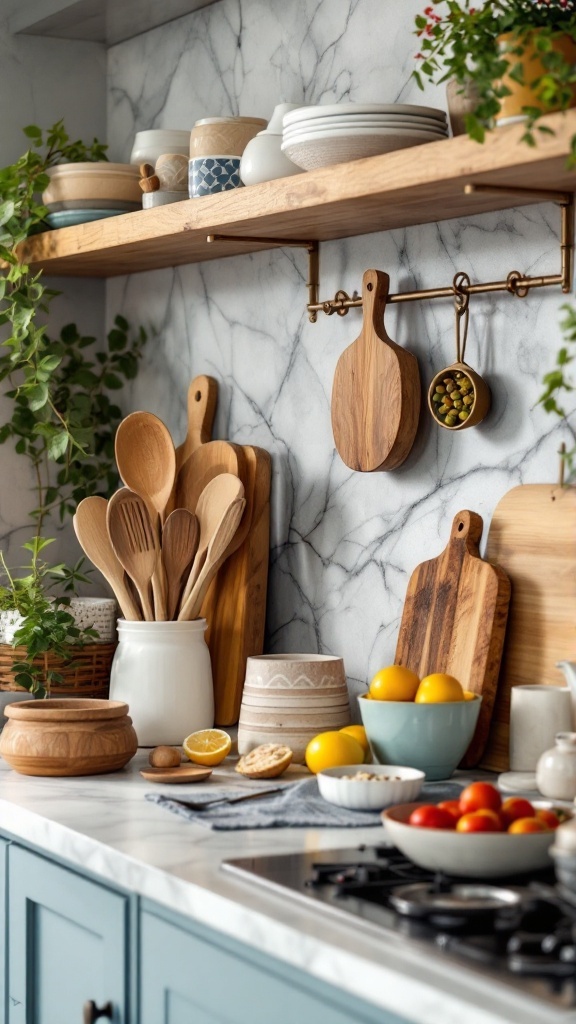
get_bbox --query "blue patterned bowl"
[189,156,243,198]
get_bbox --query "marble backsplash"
[105,0,573,707]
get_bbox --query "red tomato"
[500,796,535,827]
[456,810,502,833]
[437,799,463,823]
[408,804,456,829]
[459,781,502,815]
[535,808,561,830]
[507,816,547,834]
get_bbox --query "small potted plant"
[0,122,147,698]
[413,0,576,151]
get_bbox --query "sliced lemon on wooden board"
[183,729,232,766]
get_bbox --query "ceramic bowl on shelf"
[281,127,446,171]
[382,802,564,877]
[189,116,267,158]
[358,694,481,780]
[142,190,189,209]
[240,131,303,185]
[42,163,141,206]
[130,129,191,167]
[189,156,243,197]
[317,765,425,811]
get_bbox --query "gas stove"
[222,843,576,1010]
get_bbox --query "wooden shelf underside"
[20,111,576,279]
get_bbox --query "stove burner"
[389,882,524,915]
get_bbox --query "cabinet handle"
[83,1000,113,1023]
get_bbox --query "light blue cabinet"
[0,837,8,1022]
[139,903,410,1024]
[7,845,129,1023]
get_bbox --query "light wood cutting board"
[174,376,271,726]
[480,484,576,772]
[395,510,511,767]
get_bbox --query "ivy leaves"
[537,303,576,479]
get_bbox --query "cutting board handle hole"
[194,391,202,402]
[457,521,464,532]
[366,282,373,291]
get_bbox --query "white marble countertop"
[0,751,574,1024]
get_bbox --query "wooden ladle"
[73,496,142,620]
[331,269,421,471]
[178,497,246,621]
[107,489,160,621]
[161,509,199,620]
[114,411,176,525]
[179,472,245,610]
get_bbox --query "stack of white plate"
[281,103,449,171]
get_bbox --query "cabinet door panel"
[140,910,406,1024]
[8,845,128,1024]
[0,838,8,1024]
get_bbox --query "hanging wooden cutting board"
[331,268,421,472]
[395,510,511,767]
[480,484,576,772]
[172,376,271,726]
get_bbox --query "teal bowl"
[358,695,481,781]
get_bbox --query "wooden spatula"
[73,497,142,621]
[178,498,246,621]
[161,509,199,620]
[331,269,421,471]
[179,472,245,610]
[107,489,160,621]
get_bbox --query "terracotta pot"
[495,31,576,125]
[0,698,138,777]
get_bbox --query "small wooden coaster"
[140,765,212,784]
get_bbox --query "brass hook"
[453,271,471,364]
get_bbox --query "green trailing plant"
[538,302,576,480]
[0,122,146,695]
[413,0,576,156]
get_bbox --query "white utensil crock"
[509,684,573,771]
[109,619,214,746]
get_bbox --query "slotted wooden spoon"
[331,269,421,471]
[73,496,142,620]
[107,489,160,621]
[161,509,199,620]
[178,497,246,621]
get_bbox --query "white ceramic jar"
[240,103,303,186]
[109,619,214,746]
[536,732,576,800]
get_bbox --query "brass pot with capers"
[428,273,491,431]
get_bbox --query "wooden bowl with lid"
[0,698,138,777]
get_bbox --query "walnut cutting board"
[174,376,271,726]
[331,268,420,472]
[395,510,511,767]
[480,484,576,772]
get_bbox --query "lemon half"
[183,729,232,766]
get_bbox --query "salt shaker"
[536,732,576,801]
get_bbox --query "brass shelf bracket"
[206,234,319,316]
[305,185,575,321]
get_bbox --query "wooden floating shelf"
[20,110,576,280]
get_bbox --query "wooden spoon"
[107,489,160,621]
[178,497,246,621]
[331,269,421,471]
[161,509,199,620]
[179,473,245,610]
[114,410,176,525]
[73,496,142,620]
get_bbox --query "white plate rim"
[281,126,446,149]
[282,124,447,141]
[283,103,447,127]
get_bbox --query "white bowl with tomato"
[382,781,570,877]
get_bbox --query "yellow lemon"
[339,724,371,762]
[369,665,420,702]
[183,728,232,766]
[415,673,464,703]
[305,731,364,774]
[463,690,478,701]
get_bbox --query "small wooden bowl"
[0,698,138,777]
[428,361,491,431]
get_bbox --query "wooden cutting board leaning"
[175,375,271,726]
[395,510,511,767]
[480,483,576,772]
[331,268,421,471]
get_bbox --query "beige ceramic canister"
[189,116,267,158]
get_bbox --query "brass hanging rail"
[207,185,574,323]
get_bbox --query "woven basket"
[0,642,116,698]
